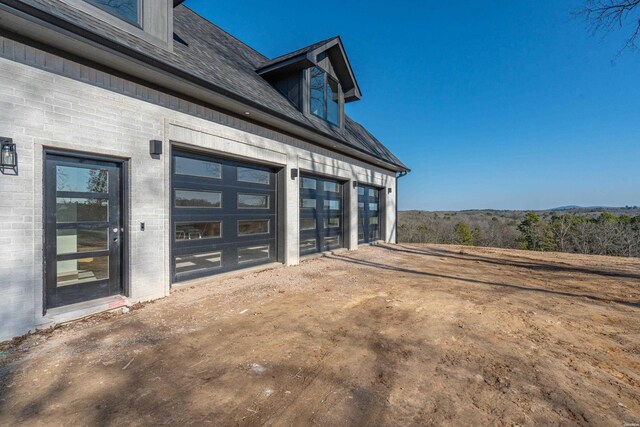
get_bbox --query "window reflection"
[327,76,340,125]
[300,218,316,230]
[85,0,140,25]
[324,200,340,210]
[324,181,340,193]
[57,229,108,254]
[325,217,340,228]
[325,236,340,248]
[302,198,316,209]
[57,166,108,193]
[237,167,270,184]
[238,220,269,236]
[175,252,222,275]
[238,194,270,209]
[310,66,341,126]
[56,198,108,223]
[310,66,325,118]
[57,256,109,287]
[174,156,222,179]
[175,190,222,208]
[301,177,317,190]
[175,222,222,240]
[238,245,270,263]
[300,239,316,252]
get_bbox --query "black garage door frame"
[358,183,383,244]
[170,147,285,283]
[299,172,347,256]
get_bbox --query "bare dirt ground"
[1,244,639,426]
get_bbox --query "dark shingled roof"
[256,36,339,71]
[9,1,407,170]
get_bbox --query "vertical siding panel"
[4,39,13,59]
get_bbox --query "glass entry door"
[44,154,123,309]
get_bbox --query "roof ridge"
[179,5,269,61]
[262,35,340,64]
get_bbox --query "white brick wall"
[0,36,397,341]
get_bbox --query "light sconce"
[0,138,17,175]
[388,187,393,194]
[353,181,358,189]
[149,140,163,156]
[290,168,298,180]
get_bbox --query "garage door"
[299,174,344,255]
[358,184,381,244]
[172,150,278,282]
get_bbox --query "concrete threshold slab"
[39,295,130,329]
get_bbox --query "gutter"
[0,0,410,173]
[395,171,408,244]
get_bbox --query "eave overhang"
[0,2,408,172]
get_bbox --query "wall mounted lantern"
[149,139,163,156]
[290,168,298,180]
[353,181,358,189]
[388,187,393,194]
[0,138,17,175]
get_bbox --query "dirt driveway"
[1,244,639,426]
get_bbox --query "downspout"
[395,171,408,244]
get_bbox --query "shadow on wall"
[0,269,34,344]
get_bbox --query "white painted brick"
[0,36,397,341]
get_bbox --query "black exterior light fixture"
[290,168,298,180]
[353,181,358,189]
[0,138,17,175]
[149,139,163,156]
[388,187,393,194]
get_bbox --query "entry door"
[44,154,123,309]
[358,185,381,244]
[299,174,344,255]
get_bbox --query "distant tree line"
[398,210,640,258]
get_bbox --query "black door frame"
[42,148,129,314]
[358,183,382,244]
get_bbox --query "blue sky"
[183,0,640,211]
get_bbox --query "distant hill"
[544,206,640,216]
[550,205,639,212]
[402,206,640,217]
[551,205,583,211]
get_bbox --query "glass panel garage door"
[358,184,381,244]
[299,174,344,255]
[172,150,278,282]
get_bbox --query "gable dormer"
[257,37,362,130]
